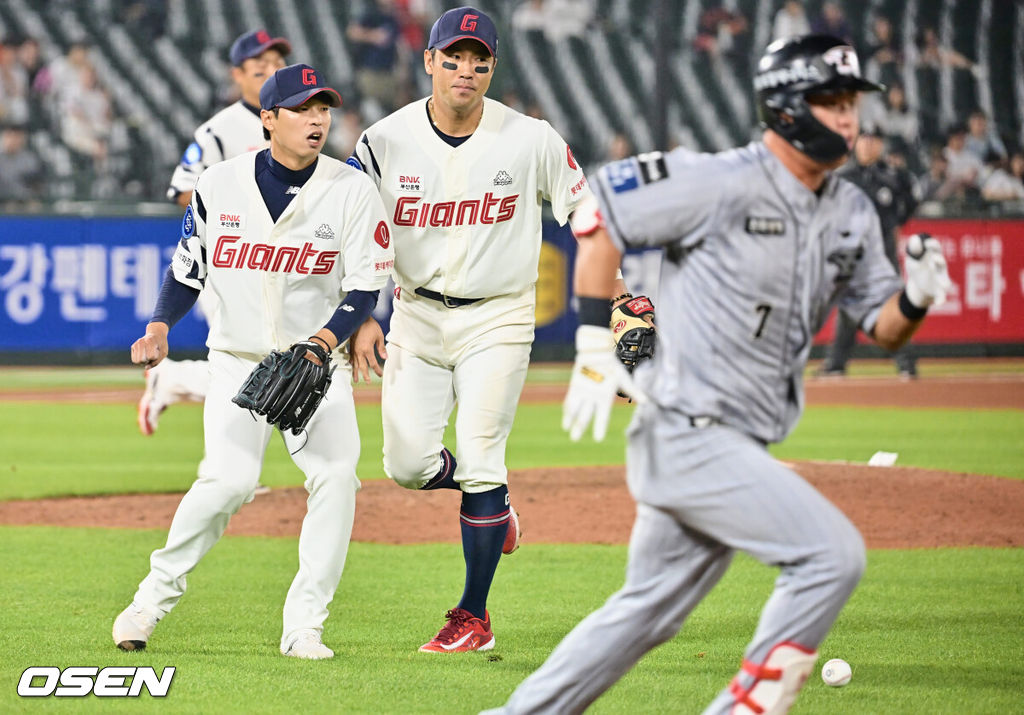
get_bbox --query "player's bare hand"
[130,323,170,368]
[349,316,387,384]
[563,325,647,442]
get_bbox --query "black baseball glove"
[232,340,333,434]
[611,295,656,371]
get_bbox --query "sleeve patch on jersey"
[606,159,639,194]
[182,142,203,166]
[636,152,668,184]
[374,221,391,249]
[345,155,363,171]
[567,145,578,170]
[181,206,195,237]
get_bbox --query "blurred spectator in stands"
[512,0,547,33]
[693,4,749,59]
[0,37,30,126]
[772,0,810,42]
[500,88,527,115]
[980,151,1024,202]
[964,109,1007,163]
[17,37,48,94]
[939,125,983,201]
[862,83,919,154]
[915,26,976,72]
[865,14,902,87]
[918,145,949,201]
[120,0,167,41]
[605,132,633,162]
[0,124,44,206]
[810,1,851,43]
[512,0,594,41]
[347,0,403,119]
[60,64,113,198]
[48,42,92,99]
[328,107,366,161]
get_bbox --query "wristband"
[578,296,612,326]
[308,334,331,351]
[898,289,928,321]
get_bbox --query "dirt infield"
[2,371,1022,548]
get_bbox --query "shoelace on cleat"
[434,609,473,644]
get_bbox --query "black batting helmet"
[755,34,883,163]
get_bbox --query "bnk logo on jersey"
[18,666,175,698]
[218,212,245,230]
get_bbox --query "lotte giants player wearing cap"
[346,7,591,653]
[115,64,393,660]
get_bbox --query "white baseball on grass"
[821,658,852,687]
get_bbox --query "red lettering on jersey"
[271,246,299,272]
[211,235,241,267]
[391,193,519,228]
[569,176,588,196]
[496,195,517,222]
[460,14,478,31]
[211,236,338,275]
[220,213,241,223]
[394,196,420,226]
[248,244,273,270]
[296,242,318,273]
[302,68,316,85]
[312,251,338,274]
[567,146,578,170]
[374,221,391,248]
[399,175,421,183]
[430,201,455,227]
[456,200,480,224]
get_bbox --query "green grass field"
[1,363,1022,713]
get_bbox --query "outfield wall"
[1,214,1022,362]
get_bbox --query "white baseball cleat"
[281,629,334,660]
[112,601,163,651]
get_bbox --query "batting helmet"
[755,34,883,163]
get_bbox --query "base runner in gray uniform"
[486,35,952,715]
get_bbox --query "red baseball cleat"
[419,608,494,653]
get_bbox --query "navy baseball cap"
[428,6,498,57]
[230,29,291,66]
[260,64,342,110]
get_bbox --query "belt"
[688,416,720,429]
[414,287,483,308]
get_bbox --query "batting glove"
[562,325,648,442]
[904,233,953,308]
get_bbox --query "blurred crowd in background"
[2,0,1023,212]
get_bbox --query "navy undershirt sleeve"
[151,265,200,328]
[322,289,379,343]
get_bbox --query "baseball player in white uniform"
[347,7,589,653]
[114,63,394,660]
[487,35,952,713]
[138,29,290,437]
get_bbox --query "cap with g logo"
[259,64,342,111]
[428,6,498,57]
[229,29,291,67]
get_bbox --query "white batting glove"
[904,233,953,308]
[562,325,647,442]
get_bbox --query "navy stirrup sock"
[420,448,458,490]
[457,485,510,619]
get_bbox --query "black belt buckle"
[442,293,459,308]
[415,287,480,308]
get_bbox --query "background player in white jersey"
[138,29,290,437]
[487,35,952,713]
[114,64,394,660]
[347,6,589,653]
